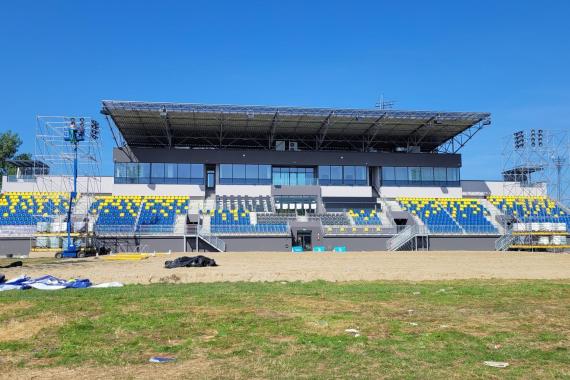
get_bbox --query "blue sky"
[1,1,569,178]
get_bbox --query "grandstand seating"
[398,198,497,233]
[0,192,69,225]
[348,209,382,225]
[91,195,189,232]
[216,195,272,212]
[90,196,141,229]
[210,208,288,234]
[319,213,351,225]
[489,196,570,229]
[137,196,188,230]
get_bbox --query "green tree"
[0,131,23,185]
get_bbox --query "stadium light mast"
[61,118,85,257]
[553,155,565,202]
[60,118,100,258]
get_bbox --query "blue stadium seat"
[0,192,69,225]
[398,198,497,234]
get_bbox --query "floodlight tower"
[58,118,101,258]
[60,118,85,257]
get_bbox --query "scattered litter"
[0,275,91,291]
[0,274,5,284]
[91,282,124,288]
[407,309,415,314]
[436,288,446,293]
[493,344,502,350]
[165,255,218,269]
[412,291,420,295]
[440,324,449,328]
[102,254,149,261]
[280,281,287,284]
[345,328,360,337]
[149,356,176,363]
[0,261,23,269]
[408,322,418,326]
[484,361,509,368]
[0,275,124,291]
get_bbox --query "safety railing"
[6,175,36,183]
[93,225,136,235]
[210,223,290,236]
[495,230,516,251]
[136,225,186,235]
[197,230,226,252]
[0,225,37,237]
[424,224,499,235]
[322,224,398,236]
[387,225,428,251]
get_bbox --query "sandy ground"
[1,251,570,284]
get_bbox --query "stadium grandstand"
[1,100,568,255]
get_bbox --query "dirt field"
[2,251,570,284]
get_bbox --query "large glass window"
[343,166,355,185]
[421,167,433,182]
[138,163,150,184]
[447,167,459,183]
[114,163,127,184]
[177,164,191,184]
[318,166,367,186]
[434,167,447,183]
[382,167,395,183]
[380,166,460,187]
[232,164,246,182]
[190,164,204,183]
[259,165,271,184]
[395,167,408,182]
[330,166,343,185]
[409,167,422,183]
[355,166,367,186]
[220,164,270,185]
[272,167,316,186]
[114,162,203,185]
[151,163,164,183]
[246,165,258,184]
[164,163,177,184]
[318,166,330,185]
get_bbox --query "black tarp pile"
[164,255,218,269]
[0,261,22,269]
[0,274,5,284]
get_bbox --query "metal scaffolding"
[33,116,103,229]
[501,129,569,206]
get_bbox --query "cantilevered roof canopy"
[5,160,49,168]
[101,100,491,153]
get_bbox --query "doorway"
[296,230,312,251]
[206,166,216,189]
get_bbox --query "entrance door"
[206,169,215,189]
[297,231,312,251]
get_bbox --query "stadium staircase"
[495,229,516,251]
[378,199,396,226]
[478,198,505,234]
[387,225,429,251]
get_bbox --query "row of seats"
[90,195,189,229]
[216,196,272,212]
[210,208,288,234]
[211,224,288,234]
[0,192,70,225]
[489,195,570,229]
[398,198,497,233]
[319,213,351,226]
[138,196,188,227]
[348,209,382,225]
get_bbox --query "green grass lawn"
[1,280,569,379]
